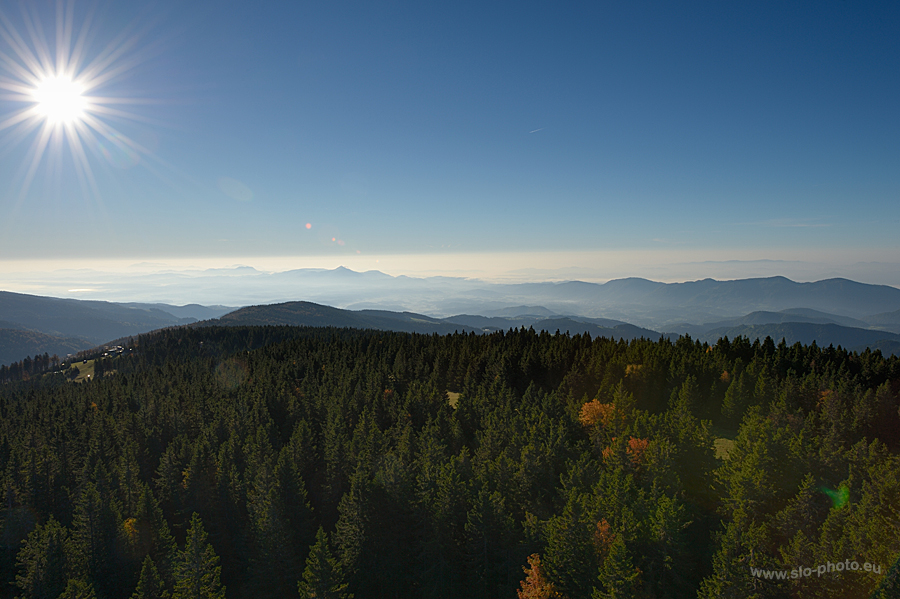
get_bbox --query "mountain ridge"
[4,272,900,365]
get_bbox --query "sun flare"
[32,75,87,125]
[0,0,160,202]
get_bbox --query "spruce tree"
[246,463,296,595]
[131,556,167,599]
[68,482,117,590]
[593,536,640,599]
[15,516,69,599]
[172,513,225,599]
[298,527,351,599]
[130,484,177,586]
[57,579,98,599]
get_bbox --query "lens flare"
[820,485,849,509]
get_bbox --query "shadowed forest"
[1,325,898,598]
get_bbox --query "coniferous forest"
[0,325,899,598]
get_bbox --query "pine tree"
[277,420,316,554]
[870,557,900,599]
[593,536,640,599]
[68,482,117,590]
[246,462,297,595]
[464,486,516,599]
[131,556,167,599]
[172,513,225,599]
[334,467,370,587]
[57,579,98,599]
[670,375,701,416]
[298,527,351,599]
[15,516,69,599]
[128,484,177,586]
[721,371,751,425]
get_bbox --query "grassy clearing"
[713,437,736,460]
[73,359,95,383]
[710,424,738,460]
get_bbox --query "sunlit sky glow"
[0,0,898,300]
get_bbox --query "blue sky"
[0,0,898,290]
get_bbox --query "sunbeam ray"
[0,0,164,204]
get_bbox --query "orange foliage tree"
[593,518,615,555]
[579,400,615,429]
[626,437,649,467]
[517,553,563,599]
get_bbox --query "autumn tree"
[517,553,562,599]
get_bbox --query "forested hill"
[0,328,87,366]
[1,325,899,598]
[211,300,480,334]
[206,300,662,340]
[692,322,900,354]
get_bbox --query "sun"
[0,0,161,202]
[32,74,88,125]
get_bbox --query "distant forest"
[0,325,898,598]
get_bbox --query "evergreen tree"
[68,481,117,590]
[127,484,177,586]
[15,516,69,599]
[670,374,702,416]
[870,557,900,599]
[246,462,297,595]
[543,490,598,598]
[333,467,370,589]
[131,556,167,599]
[721,371,751,425]
[463,486,517,599]
[172,513,225,599]
[57,579,98,599]
[298,527,351,599]
[593,536,640,599]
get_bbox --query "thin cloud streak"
[738,219,833,228]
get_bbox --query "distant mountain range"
[3,272,900,365]
[207,301,900,355]
[0,291,234,365]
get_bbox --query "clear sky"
[0,0,898,293]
